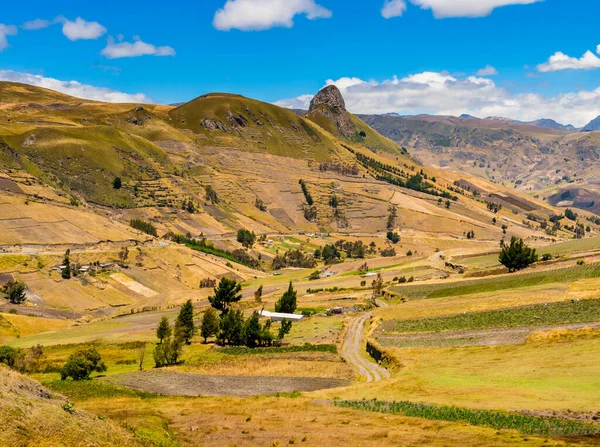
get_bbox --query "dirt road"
[342,313,390,383]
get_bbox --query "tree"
[200,308,220,343]
[243,313,263,348]
[62,249,71,280]
[113,177,122,189]
[153,332,183,367]
[387,205,397,230]
[175,300,195,344]
[565,208,577,221]
[156,317,172,344]
[372,273,384,299]
[3,281,26,305]
[237,229,256,249]
[209,278,242,315]
[329,194,339,208]
[278,320,292,340]
[386,231,400,244]
[254,285,263,303]
[218,309,245,345]
[60,348,107,381]
[321,244,340,264]
[499,236,538,272]
[275,281,297,314]
[118,246,129,265]
[205,185,219,203]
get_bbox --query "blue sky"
[2,0,600,126]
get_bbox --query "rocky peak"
[309,85,346,113]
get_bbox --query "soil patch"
[103,370,349,397]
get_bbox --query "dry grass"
[74,395,574,447]
[0,365,143,447]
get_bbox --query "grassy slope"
[0,365,143,446]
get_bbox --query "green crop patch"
[388,298,600,333]
[391,262,600,299]
[334,400,599,437]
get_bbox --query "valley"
[1,81,600,447]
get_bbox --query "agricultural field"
[1,80,600,446]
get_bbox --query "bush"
[113,177,122,189]
[308,270,321,281]
[541,253,552,261]
[272,249,316,270]
[381,247,396,257]
[60,348,107,381]
[0,345,18,368]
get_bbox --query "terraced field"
[391,262,600,299]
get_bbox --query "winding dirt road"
[342,313,390,383]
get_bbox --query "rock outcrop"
[308,85,357,138]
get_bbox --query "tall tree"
[156,317,172,344]
[200,308,220,343]
[499,236,538,272]
[209,278,242,315]
[175,300,196,344]
[254,285,263,303]
[275,281,297,314]
[4,281,26,305]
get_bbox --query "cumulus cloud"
[476,65,499,76]
[0,70,152,103]
[275,72,600,127]
[381,0,407,18]
[22,19,52,30]
[61,17,106,41]
[0,24,18,51]
[382,0,541,19]
[538,46,600,72]
[101,36,175,59]
[213,0,332,31]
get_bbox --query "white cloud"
[381,0,407,18]
[101,36,175,59]
[538,46,600,72]
[383,0,541,19]
[0,24,18,51]
[22,19,51,30]
[476,65,499,76]
[275,72,600,127]
[213,0,332,31]
[61,17,106,41]
[0,70,152,103]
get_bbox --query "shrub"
[112,177,122,189]
[381,247,396,257]
[0,345,18,368]
[60,348,107,381]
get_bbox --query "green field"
[391,262,600,299]
[384,298,600,333]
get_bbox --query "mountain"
[0,80,564,240]
[530,118,576,131]
[582,115,600,132]
[358,112,600,214]
[459,114,478,119]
